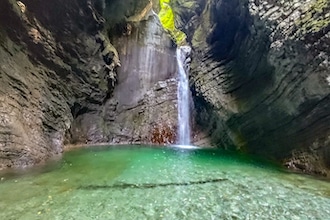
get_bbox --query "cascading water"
[176,46,192,145]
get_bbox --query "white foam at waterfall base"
[176,46,192,145]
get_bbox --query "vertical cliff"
[172,0,330,176]
[0,0,178,169]
[69,6,179,145]
[0,0,117,169]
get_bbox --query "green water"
[1,145,330,220]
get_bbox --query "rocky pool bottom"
[0,145,330,220]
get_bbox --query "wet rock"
[0,0,120,169]
[68,5,179,146]
[0,0,329,178]
[173,0,330,176]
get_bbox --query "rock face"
[0,0,178,169]
[0,0,329,177]
[69,4,179,145]
[0,0,115,169]
[172,0,330,176]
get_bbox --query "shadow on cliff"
[183,0,330,176]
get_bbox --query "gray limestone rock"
[69,9,179,146]
[173,0,330,176]
[0,0,120,169]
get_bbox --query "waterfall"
[176,46,192,145]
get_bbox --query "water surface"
[1,145,330,219]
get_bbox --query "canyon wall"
[69,2,179,145]
[0,0,329,177]
[172,0,330,176]
[0,0,178,169]
[0,0,112,169]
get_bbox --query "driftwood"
[79,178,228,190]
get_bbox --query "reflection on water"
[0,145,330,219]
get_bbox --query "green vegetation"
[295,0,330,37]
[158,0,186,45]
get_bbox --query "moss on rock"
[158,0,186,45]
[295,0,330,37]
